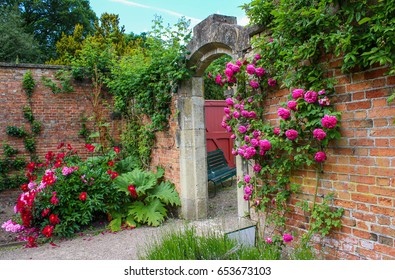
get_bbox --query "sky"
[89,0,249,34]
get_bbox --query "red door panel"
[205,100,235,167]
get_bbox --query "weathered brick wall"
[0,64,121,160]
[0,63,181,192]
[150,95,181,192]
[261,59,395,259]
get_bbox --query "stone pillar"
[178,77,208,220]
[237,155,250,217]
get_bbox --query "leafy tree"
[3,0,97,62]
[204,55,232,100]
[0,5,41,63]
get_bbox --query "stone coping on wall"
[0,62,68,70]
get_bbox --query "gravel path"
[0,182,238,260]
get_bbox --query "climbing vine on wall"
[212,53,343,240]
[6,71,42,160]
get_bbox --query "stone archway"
[178,14,251,220]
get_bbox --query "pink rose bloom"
[244,147,256,159]
[254,54,261,60]
[226,126,232,132]
[318,89,326,95]
[244,175,251,183]
[313,128,327,141]
[321,115,338,129]
[225,98,234,106]
[250,80,259,89]
[238,125,247,134]
[221,120,227,128]
[244,185,253,196]
[244,135,250,142]
[253,130,261,138]
[231,64,240,73]
[250,138,259,147]
[314,151,327,162]
[265,237,273,244]
[215,74,223,86]
[255,67,266,77]
[233,111,240,119]
[287,100,297,111]
[224,107,230,114]
[232,149,237,155]
[268,78,276,87]
[319,96,330,106]
[246,64,255,75]
[259,139,272,151]
[230,134,236,140]
[226,62,233,69]
[236,60,242,66]
[304,90,318,103]
[283,233,293,243]
[285,129,298,140]
[225,67,234,78]
[273,127,281,135]
[241,110,249,118]
[292,88,304,100]
[249,111,257,118]
[253,163,262,173]
[277,107,291,120]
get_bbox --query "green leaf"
[129,199,167,226]
[150,181,181,206]
[358,17,371,25]
[109,217,122,232]
[114,169,157,195]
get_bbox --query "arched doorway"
[178,14,250,220]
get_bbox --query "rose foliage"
[2,143,180,244]
[213,54,342,232]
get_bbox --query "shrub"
[2,143,180,244]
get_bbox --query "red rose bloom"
[49,214,60,225]
[21,184,29,192]
[42,208,50,217]
[110,172,119,179]
[42,225,54,238]
[107,161,114,167]
[113,146,120,154]
[79,192,87,201]
[127,185,138,198]
[85,144,95,152]
[26,236,37,248]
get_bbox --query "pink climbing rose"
[304,90,318,103]
[313,128,327,141]
[250,80,259,89]
[287,100,297,111]
[246,64,255,75]
[283,233,294,243]
[238,125,247,134]
[285,129,298,140]
[277,108,291,120]
[255,67,266,77]
[314,151,327,162]
[292,88,304,100]
[321,115,338,129]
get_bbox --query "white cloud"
[238,16,250,26]
[110,0,202,25]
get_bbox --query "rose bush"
[212,53,342,235]
[2,143,180,245]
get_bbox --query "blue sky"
[89,0,249,34]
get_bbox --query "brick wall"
[0,64,121,160]
[0,63,181,192]
[261,59,395,259]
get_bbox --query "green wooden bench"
[207,149,236,197]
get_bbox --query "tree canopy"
[0,0,97,63]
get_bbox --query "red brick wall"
[150,96,181,192]
[0,63,181,191]
[0,64,121,160]
[261,59,395,259]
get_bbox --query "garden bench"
[207,149,236,197]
